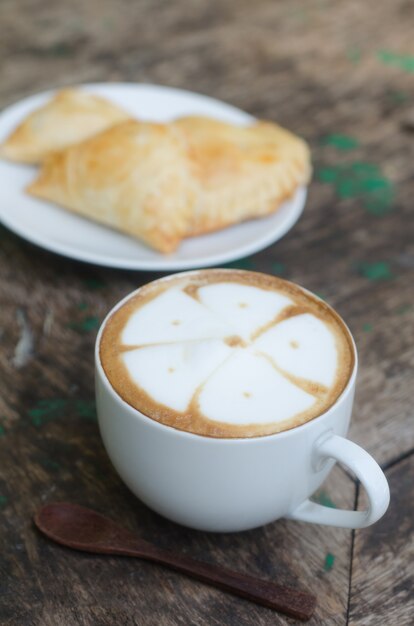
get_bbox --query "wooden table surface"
[1,1,413,624]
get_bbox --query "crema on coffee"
[99,270,354,438]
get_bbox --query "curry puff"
[0,89,129,164]
[28,121,197,253]
[173,116,311,238]
[27,115,311,253]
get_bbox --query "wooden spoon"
[34,502,316,621]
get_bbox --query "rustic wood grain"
[34,503,317,621]
[1,448,355,626]
[348,455,414,625]
[1,0,413,466]
[0,0,413,624]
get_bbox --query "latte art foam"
[100,270,354,438]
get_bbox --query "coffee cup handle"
[287,433,390,528]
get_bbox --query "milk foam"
[101,273,351,437]
[254,313,337,387]
[122,288,231,345]
[197,283,292,339]
[198,348,315,425]
[120,282,338,420]
[122,340,232,412]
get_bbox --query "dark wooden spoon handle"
[34,503,315,621]
[121,545,316,621]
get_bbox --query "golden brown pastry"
[0,89,129,164]
[27,115,311,253]
[27,121,197,253]
[173,116,311,236]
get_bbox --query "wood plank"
[0,244,357,625]
[0,1,413,624]
[0,0,413,467]
[0,421,355,626]
[349,454,414,625]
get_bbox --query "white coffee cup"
[95,279,390,532]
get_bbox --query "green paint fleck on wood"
[378,50,414,73]
[29,397,97,426]
[78,301,88,311]
[312,490,337,508]
[80,316,100,332]
[224,258,255,271]
[40,459,60,471]
[347,48,361,64]
[362,323,373,332]
[272,262,286,276]
[397,304,412,315]
[75,400,97,421]
[324,553,335,571]
[0,495,8,507]
[321,134,359,151]
[356,261,394,281]
[48,42,72,57]
[318,168,336,183]
[69,316,100,333]
[389,90,409,104]
[0,425,5,437]
[317,162,395,215]
[83,278,106,290]
[29,399,68,426]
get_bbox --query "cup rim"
[95,269,358,444]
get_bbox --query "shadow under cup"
[95,282,390,533]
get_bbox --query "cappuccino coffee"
[100,270,354,438]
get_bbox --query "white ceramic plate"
[0,83,307,271]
